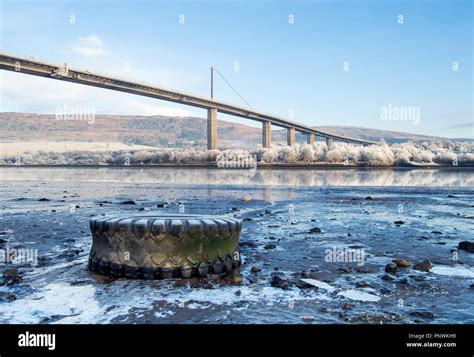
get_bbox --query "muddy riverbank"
[0,167,473,323]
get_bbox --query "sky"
[0,0,472,138]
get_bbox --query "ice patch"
[300,279,336,292]
[337,289,380,302]
[0,283,101,324]
[431,265,474,278]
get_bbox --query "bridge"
[0,52,377,149]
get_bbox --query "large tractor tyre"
[88,214,242,279]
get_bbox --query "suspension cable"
[212,67,253,110]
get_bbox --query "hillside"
[0,112,468,150]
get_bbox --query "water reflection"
[0,167,473,187]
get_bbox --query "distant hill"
[0,112,469,149]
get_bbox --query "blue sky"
[0,0,472,138]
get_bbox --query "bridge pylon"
[207,108,217,150]
[307,133,314,145]
[326,137,333,148]
[287,128,295,146]
[262,121,272,148]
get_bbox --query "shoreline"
[0,164,473,170]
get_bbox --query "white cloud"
[71,35,108,58]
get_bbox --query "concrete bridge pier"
[262,121,272,148]
[326,137,333,148]
[207,108,217,150]
[307,133,314,144]
[287,128,295,146]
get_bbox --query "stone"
[120,200,136,205]
[458,241,474,253]
[270,275,290,290]
[250,266,261,273]
[409,311,434,319]
[264,243,276,250]
[309,227,322,233]
[394,220,405,225]
[393,259,411,268]
[2,268,22,285]
[384,263,398,273]
[296,279,313,289]
[365,196,375,200]
[225,271,242,285]
[0,291,16,302]
[413,260,432,272]
[355,282,372,288]
[38,198,50,201]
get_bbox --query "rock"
[120,200,136,205]
[355,282,372,288]
[381,274,396,281]
[156,202,166,208]
[394,220,404,225]
[0,291,16,302]
[470,284,474,290]
[339,267,352,273]
[2,268,22,285]
[458,241,474,253]
[431,231,442,234]
[240,241,256,247]
[365,196,375,200]
[225,271,242,285]
[242,218,253,222]
[75,205,80,209]
[38,198,50,202]
[264,243,276,250]
[447,194,456,198]
[250,266,261,273]
[301,315,315,321]
[234,290,241,296]
[393,259,411,268]
[296,279,314,289]
[138,207,145,211]
[309,227,322,233]
[413,260,432,272]
[242,196,250,202]
[396,278,410,285]
[409,311,434,319]
[384,263,398,273]
[270,275,290,290]
[341,303,352,310]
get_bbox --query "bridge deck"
[0,52,376,145]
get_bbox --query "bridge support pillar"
[307,133,314,145]
[287,128,295,146]
[207,108,217,150]
[262,121,271,148]
[326,137,333,148]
